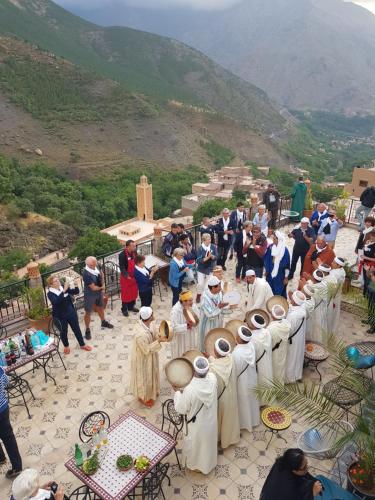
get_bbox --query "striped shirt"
[0,366,9,413]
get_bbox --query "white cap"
[318,264,331,273]
[207,276,221,287]
[313,270,324,282]
[334,257,345,266]
[301,217,310,223]
[303,284,314,296]
[271,304,286,319]
[140,306,153,321]
[250,313,266,329]
[292,290,306,305]
[193,356,209,375]
[12,469,39,500]
[246,269,256,277]
[214,338,231,357]
[237,325,252,342]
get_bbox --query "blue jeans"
[355,204,372,229]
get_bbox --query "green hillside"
[0,0,287,134]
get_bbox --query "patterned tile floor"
[0,225,367,500]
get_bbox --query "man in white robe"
[285,291,307,383]
[248,313,273,404]
[232,325,260,430]
[302,283,316,341]
[170,290,200,358]
[208,338,240,449]
[327,257,346,335]
[268,304,291,384]
[245,270,274,311]
[199,276,231,351]
[308,269,328,344]
[174,356,218,474]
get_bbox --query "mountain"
[69,0,375,114]
[0,0,289,135]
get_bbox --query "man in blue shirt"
[310,203,329,235]
[318,210,343,248]
[288,217,315,280]
[0,366,23,479]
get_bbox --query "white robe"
[285,304,307,383]
[170,301,199,358]
[174,373,218,474]
[199,290,228,351]
[232,342,260,430]
[268,319,291,384]
[246,278,274,311]
[250,328,273,404]
[209,355,240,448]
[327,268,346,335]
[309,280,328,344]
[304,297,316,341]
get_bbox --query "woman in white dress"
[170,290,200,358]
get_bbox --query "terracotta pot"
[347,461,375,497]
[303,209,313,218]
[28,315,52,333]
[342,277,351,295]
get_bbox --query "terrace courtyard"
[0,225,369,500]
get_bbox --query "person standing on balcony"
[162,223,180,259]
[134,254,158,307]
[248,193,259,221]
[355,216,375,256]
[243,225,267,278]
[302,235,335,277]
[215,208,235,270]
[119,240,139,317]
[195,233,218,303]
[317,210,343,248]
[355,185,375,230]
[310,203,329,235]
[288,217,315,280]
[229,201,247,260]
[264,231,290,297]
[262,184,280,229]
[0,366,23,479]
[234,220,252,282]
[253,205,269,236]
[168,248,191,306]
[290,176,307,222]
[177,223,194,247]
[199,216,216,243]
[83,256,113,339]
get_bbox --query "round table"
[261,406,292,449]
[347,341,375,378]
[304,341,329,381]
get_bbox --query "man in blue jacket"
[310,203,329,235]
[215,208,236,270]
[0,366,22,479]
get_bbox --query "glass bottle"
[74,443,83,467]
[92,427,101,450]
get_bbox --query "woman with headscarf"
[264,231,290,297]
[261,448,357,500]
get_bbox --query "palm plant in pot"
[255,335,375,495]
[22,286,51,332]
[303,179,314,219]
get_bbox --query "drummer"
[199,276,231,352]
[170,290,200,358]
[129,306,167,408]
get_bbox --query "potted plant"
[334,190,350,224]
[22,286,51,332]
[303,179,314,218]
[342,262,354,294]
[255,335,375,495]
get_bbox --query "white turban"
[271,231,286,279]
[140,306,153,320]
[193,356,209,375]
[318,264,331,273]
[334,257,345,266]
[313,270,324,282]
[272,304,286,319]
[237,326,252,342]
[250,314,266,329]
[214,338,231,357]
[207,276,221,287]
[303,284,314,296]
[292,290,306,306]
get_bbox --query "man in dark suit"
[215,208,236,270]
[262,184,280,229]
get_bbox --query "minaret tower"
[136,175,153,221]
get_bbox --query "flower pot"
[342,277,351,295]
[347,461,375,498]
[28,315,52,334]
[303,209,313,219]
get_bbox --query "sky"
[56,0,375,13]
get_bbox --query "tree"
[69,229,122,262]
[193,199,228,225]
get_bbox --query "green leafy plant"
[116,454,133,471]
[22,286,50,320]
[255,335,375,489]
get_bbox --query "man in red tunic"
[302,235,335,278]
[119,240,139,317]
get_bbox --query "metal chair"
[126,462,171,499]
[0,322,7,340]
[68,486,100,499]
[40,317,67,371]
[161,399,184,470]
[79,411,111,443]
[6,372,35,419]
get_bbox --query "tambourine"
[158,320,174,342]
[223,290,241,306]
[183,308,199,327]
[165,357,194,389]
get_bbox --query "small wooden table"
[65,411,176,500]
[261,406,292,450]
